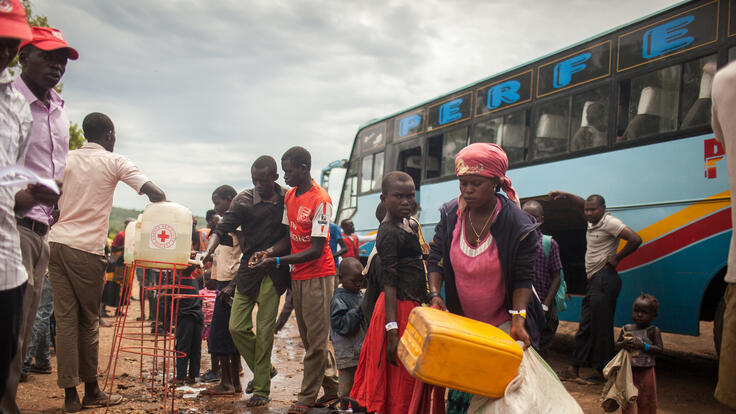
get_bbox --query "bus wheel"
[714,295,725,358]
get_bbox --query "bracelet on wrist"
[508,309,527,319]
[385,321,398,332]
[275,257,280,267]
[428,291,441,299]
[644,343,651,351]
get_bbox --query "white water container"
[123,219,137,265]
[135,202,193,269]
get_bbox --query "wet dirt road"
[16,296,736,413]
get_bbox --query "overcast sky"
[31,0,679,216]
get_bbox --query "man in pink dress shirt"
[48,112,165,411]
[1,26,78,414]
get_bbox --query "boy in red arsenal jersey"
[250,147,339,411]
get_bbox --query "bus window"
[533,96,569,159]
[570,86,609,151]
[619,65,681,141]
[426,135,442,179]
[443,128,468,176]
[372,152,384,189]
[398,146,423,190]
[473,111,528,163]
[338,161,359,223]
[427,128,467,179]
[680,55,717,129]
[360,152,384,193]
[473,117,503,145]
[502,111,527,163]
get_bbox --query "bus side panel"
[559,230,730,335]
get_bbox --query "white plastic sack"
[468,347,583,414]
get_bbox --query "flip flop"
[314,394,339,407]
[247,395,271,407]
[287,402,312,413]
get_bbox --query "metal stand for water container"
[101,259,200,413]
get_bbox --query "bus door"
[521,195,587,296]
[394,138,423,204]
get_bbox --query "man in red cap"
[2,24,78,414]
[0,0,60,406]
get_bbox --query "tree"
[8,0,85,150]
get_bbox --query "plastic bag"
[468,347,583,414]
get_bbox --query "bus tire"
[714,295,725,358]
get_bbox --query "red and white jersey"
[282,180,335,280]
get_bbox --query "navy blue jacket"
[427,195,545,349]
[330,288,365,369]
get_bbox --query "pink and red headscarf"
[455,143,520,206]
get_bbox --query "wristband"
[428,291,441,299]
[275,257,280,267]
[508,309,527,319]
[644,343,650,351]
[385,321,398,331]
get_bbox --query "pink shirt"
[13,77,69,226]
[49,143,150,256]
[450,199,509,326]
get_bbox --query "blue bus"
[333,0,735,349]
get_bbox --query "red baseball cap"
[0,0,32,41]
[20,26,79,60]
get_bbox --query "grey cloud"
[33,0,678,215]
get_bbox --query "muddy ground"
[15,291,736,413]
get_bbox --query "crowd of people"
[2,1,736,413]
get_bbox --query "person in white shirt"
[48,112,165,412]
[0,0,59,404]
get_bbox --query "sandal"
[247,395,271,407]
[246,367,278,394]
[200,385,235,396]
[314,394,339,407]
[287,401,312,413]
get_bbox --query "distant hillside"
[108,206,205,239]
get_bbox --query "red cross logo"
[157,230,170,243]
[150,224,177,249]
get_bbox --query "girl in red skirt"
[351,171,429,413]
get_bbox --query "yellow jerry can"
[398,306,523,399]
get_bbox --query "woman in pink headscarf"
[427,143,545,410]
[427,142,544,346]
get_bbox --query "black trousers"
[0,283,26,396]
[207,280,237,355]
[572,266,621,371]
[539,303,559,357]
[175,315,202,380]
